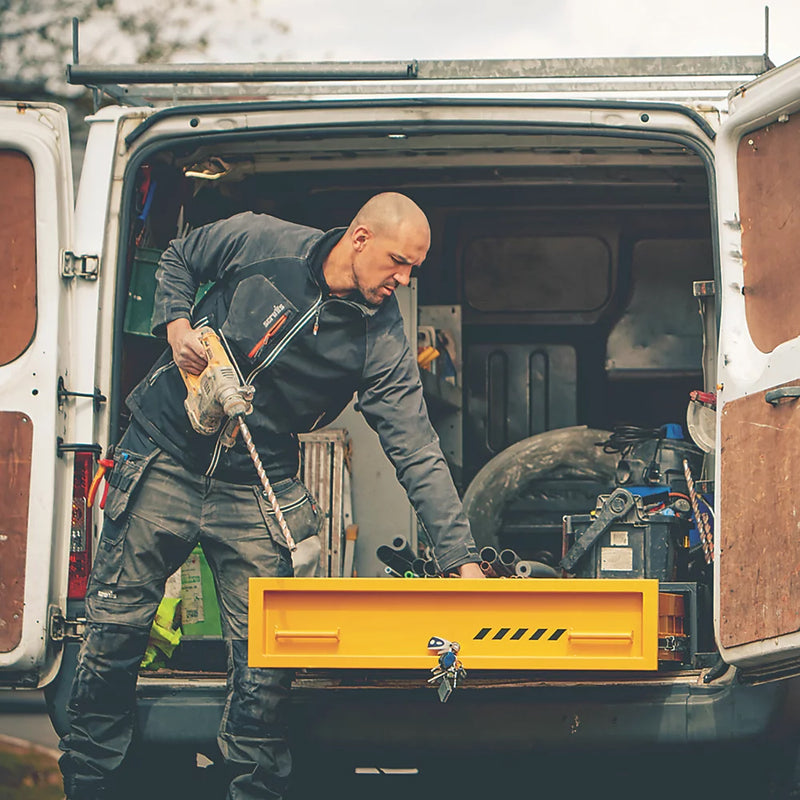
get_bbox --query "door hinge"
[48,606,86,642]
[62,251,100,280]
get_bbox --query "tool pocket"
[221,275,298,366]
[94,448,159,586]
[254,478,323,548]
[103,448,160,521]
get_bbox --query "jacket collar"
[306,226,382,317]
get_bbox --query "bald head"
[349,192,430,244]
[325,192,431,304]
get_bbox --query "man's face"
[351,223,430,305]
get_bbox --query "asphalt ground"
[2,688,800,800]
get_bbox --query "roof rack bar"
[417,55,770,79]
[67,61,420,86]
[65,55,770,90]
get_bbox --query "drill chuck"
[217,370,250,419]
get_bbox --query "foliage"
[0,0,288,97]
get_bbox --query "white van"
[2,51,800,794]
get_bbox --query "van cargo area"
[107,118,720,683]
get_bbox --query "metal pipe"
[66,55,768,91]
[72,17,79,65]
[376,545,414,576]
[515,560,560,578]
[66,61,419,86]
[480,561,498,578]
[479,546,498,563]
[479,545,514,577]
[499,548,520,570]
[411,558,428,577]
[422,559,440,577]
[389,535,415,563]
[384,566,402,578]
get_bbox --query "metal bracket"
[62,251,99,281]
[57,438,103,458]
[57,376,107,411]
[49,606,86,643]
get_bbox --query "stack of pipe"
[480,546,559,578]
[378,539,560,578]
[376,536,439,577]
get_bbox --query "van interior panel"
[737,110,800,354]
[0,411,33,653]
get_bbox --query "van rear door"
[714,56,800,679]
[0,102,75,687]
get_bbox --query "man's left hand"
[457,562,485,579]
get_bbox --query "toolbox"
[249,577,659,671]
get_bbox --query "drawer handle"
[568,631,633,643]
[274,628,341,641]
[765,386,800,405]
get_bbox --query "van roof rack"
[67,54,774,109]
[69,21,773,109]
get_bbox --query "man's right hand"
[167,319,208,375]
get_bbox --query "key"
[437,673,454,703]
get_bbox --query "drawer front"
[249,578,658,671]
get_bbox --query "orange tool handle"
[88,458,115,508]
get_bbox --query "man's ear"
[352,225,372,252]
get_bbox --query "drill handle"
[179,326,228,436]
[177,325,215,384]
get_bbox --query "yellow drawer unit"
[249,577,659,671]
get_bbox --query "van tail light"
[68,451,95,600]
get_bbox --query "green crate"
[123,246,162,337]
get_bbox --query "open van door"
[715,56,800,679]
[0,102,75,687]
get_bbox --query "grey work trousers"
[59,424,321,800]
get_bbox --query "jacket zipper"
[246,292,323,384]
[148,362,175,386]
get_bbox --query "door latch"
[49,606,86,642]
[62,251,99,280]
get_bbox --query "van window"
[463,235,611,312]
[0,150,37,365]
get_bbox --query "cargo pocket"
[254,478,323,549]
[93,448,160,585]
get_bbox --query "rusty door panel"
[0,412,34,653]
[737,111,800,354]
[719,381,800,648]
[0,150,37,366]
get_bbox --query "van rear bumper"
[46,642,800,755]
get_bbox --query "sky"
[199,0,798,69]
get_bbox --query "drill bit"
[237,415,297,551]
[682,458,713,563]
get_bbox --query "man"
[59,192,483,800]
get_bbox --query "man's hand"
[167,319,208,375]
[457,562,485,579]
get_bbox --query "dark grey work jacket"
[126,212,478,572]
